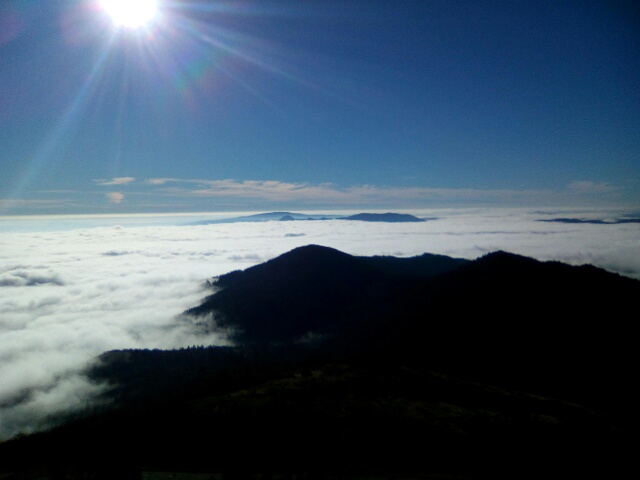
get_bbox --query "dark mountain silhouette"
[1,245,636,479]
[379,249,637,412]
[186,246,636,412]
[188,245,466,343]
[189,211,331,224]
[188,211,429,224]
[342,212,424,222]
[538,217,640,224]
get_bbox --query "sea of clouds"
[1,207,639,440]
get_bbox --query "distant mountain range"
[189,211,428,224]
[189,211,640,226]
[538,217,640,224]
[1,245,636,478]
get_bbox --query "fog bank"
[1,208,638,439]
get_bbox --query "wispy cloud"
[106,192,125,204]
[95,177,136,186]
[568,180,622,195]
[0,198,71,214]
[2,178,632,217]
[1,199,64,208]
[145,178,177,185]
[133,178,634,210]
[149,178,557,206]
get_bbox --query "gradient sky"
[1,0,639,214]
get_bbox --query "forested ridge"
[1,245,636,479]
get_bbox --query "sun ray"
[11,0,344,208]
[9,44,113,205]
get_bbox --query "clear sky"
[1,0,639,214]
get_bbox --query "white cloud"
[0,207,638,439]
[147,178,561,207]
[145,178,177,185]
[106,192,125,204]
[568,180,622,194]
[95,177,136,186]
[141,178,633,209]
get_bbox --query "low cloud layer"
[1,207,639,439]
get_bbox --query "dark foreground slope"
[188,245,636,414]
[0,246,636,479]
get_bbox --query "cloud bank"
[1,207,639,439]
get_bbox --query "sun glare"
[101,0,158,29]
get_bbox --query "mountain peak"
[477,250,537,264]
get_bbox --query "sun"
[101,0,159,29]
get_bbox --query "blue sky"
[1,0,639,214]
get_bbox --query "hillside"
[0,246,636,479]
[188,245,467,343]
